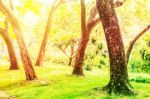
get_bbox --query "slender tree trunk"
[0,28,19,70]
[35,8,53,66]
[68,57,72,66]
[4,11,19,70]
[96,0,133,95]
[0,0,36,80]
[35,0,64,66]
[68,45,74,66]
[72,0,87,76]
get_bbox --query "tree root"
[103,81,136,96]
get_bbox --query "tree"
[96,0,133,95]
[0,27,19,70]
[35,0,64,66]
[0,0,36,80]
[72,0,126,75]
[54,38,78,66]
[72,0,87,75]
[0,0,19,70]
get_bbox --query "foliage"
[130,76,150,83]
[0,0,150,97]
[129,36,150,73]
[84,30,109,70]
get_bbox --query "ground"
[0,63,150,99]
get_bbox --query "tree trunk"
[0,0,36,80]
[35,8,53,66]
[68,57,72,66]
[72,6,99,75]
[0,28,19,70]
[68,45,74,66]
[35,0,64,66]
[96,0,133,95]
[35,0,65,66]
[72,0,87,76]
[72,0,126,76]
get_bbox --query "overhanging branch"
[126,24,150,64]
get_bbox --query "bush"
[130,76,150,83]
[84,64,92,71]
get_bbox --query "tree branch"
[126,24,150,64]
[58,46,70,58]
[87,0,126,32]
[52,0,65,11]
[113,0,126,7]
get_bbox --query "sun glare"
[13,0,21,6]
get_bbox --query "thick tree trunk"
[72,0,126,76]
[0,0,36,80]
[96,0,133,95]
[72,0,87,76]
[0,28,19,70]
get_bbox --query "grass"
[0,63,150,99]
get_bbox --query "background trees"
[0,0,149,96]
[0,0,36,80]
[0,28,18,70]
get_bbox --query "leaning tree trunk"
[96,0,133,95]
[35,0,64,66]
[0,28,19,70]
[72,0,87,76]
[3,0,19,70]
[35,8,53,66]
[0,0,36,80]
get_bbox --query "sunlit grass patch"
[0,63,150,99]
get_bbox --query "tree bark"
[35,8,53,66]
[126,25,150,64]
[96,0,133,95]
[68,45,74,66]
[0,0,36,80]
[0,28,19,70]
[72,0,126,76]
[72,0,87,76]
[35,1,62,66]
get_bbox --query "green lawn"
[0,63,150,99]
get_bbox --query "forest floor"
[0,63,150,99]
